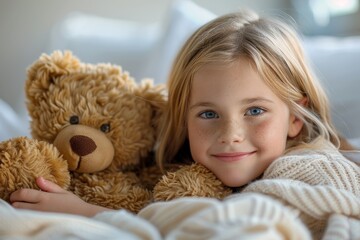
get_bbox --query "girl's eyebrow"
[241,97,275,105]
[189,102,214,110]
[189,97,274,110]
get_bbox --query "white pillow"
[144,0,216,84]
[48,12,161,81]
[0,99,29,141]
[342,137,360,164]
[349,137,360,149]
[303,37,360,139]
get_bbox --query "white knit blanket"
[0,189,359,240]
[0,199,160,240]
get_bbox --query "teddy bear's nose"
[70,135,97,156]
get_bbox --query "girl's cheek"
[251,118,270,132]
[188,119,213,141]
[250,119,277,141]
[195,124,216,139]
[251,119,288,148]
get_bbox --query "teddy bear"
[0,50,166,213]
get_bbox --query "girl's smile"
[211,151,256,162]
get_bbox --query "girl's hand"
[9,177,110,217]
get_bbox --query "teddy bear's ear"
[137,79,167,137]
[25,50,81,95]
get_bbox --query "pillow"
[47,12,161,81]
[0,99,29,141]
[144,0,217,84]
[303,36,360,139]
[342,137,360,163]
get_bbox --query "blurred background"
[0,0,360,139]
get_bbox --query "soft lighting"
[309,0,359,26]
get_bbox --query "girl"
[152,10,359,200]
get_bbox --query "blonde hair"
[156,10,340,170]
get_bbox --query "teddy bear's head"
[25,51,165,173]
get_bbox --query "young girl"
[10,10,358,223]
[152,9,360,201]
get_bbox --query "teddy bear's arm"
[153,163,232,201]
[70,171,152,213]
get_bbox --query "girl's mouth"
[212,151,256,162]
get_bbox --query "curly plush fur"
[0,137,70,201]
[0,51,166,213]
[153,163,232,201]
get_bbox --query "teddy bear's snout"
[70,135,97,156]
[53,124,115,173]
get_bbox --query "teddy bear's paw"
[153,163,232,201]
[70,171,152,213]
[0,136,70,201]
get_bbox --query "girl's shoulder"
[263,139,360,186]
[283,138,360,167]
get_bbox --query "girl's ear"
[288,97,307,138]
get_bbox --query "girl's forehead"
[199,58,240,69]
[194,55,257,74]
[191,58,280,101]
[193,57,256,81]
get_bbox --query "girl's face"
[187,57,303,187]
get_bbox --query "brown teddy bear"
[0,51,166,213]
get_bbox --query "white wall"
[0,0,290,119]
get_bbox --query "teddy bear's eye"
[69,115,79,125]
[100,123,110,133]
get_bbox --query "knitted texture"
[139,193,311,239]
[322,214,360,240]
[242,140,360,239]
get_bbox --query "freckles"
[253,119,288,146]
[252,120,271,135]
[195,126,215,140]
[251,120,278,141]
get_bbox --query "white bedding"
[1,147,360,240]
[0,195,314,240]
[0,199,160,240]
[1,189,359,240]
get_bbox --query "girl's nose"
[218,120,244,144]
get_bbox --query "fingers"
[11,201,42,211]
[10,188,43,204]
[36,177,65,193]
[9,177,65,208]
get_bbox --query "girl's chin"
[219,176,249,188]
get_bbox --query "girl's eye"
[245,107,264,116]
[199,111,219,119]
